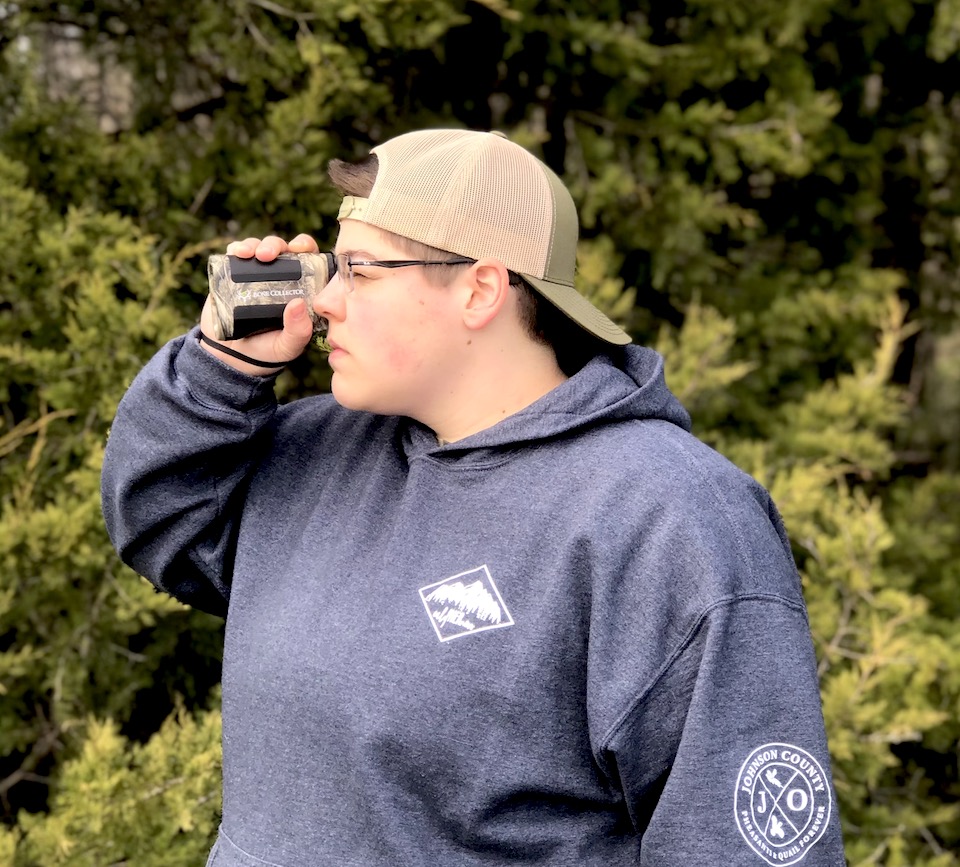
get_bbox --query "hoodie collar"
[402,345,691,459]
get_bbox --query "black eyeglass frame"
[331,254,529,294]
[336,256,476,270]
[333,253,476,291]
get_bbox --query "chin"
[329,379,364,412]
[330,378,384,415]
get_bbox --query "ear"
[461,258,512,331]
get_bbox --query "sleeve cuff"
[171,326,281,413]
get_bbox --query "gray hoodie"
[102,329,845,867]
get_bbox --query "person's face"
[314,220,467,420]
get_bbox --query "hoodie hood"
[403,344,691,457]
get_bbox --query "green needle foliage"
[2,1,959,863]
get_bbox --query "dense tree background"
[1,0,959,863]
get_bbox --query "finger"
[255,235,291,262]
[226,237,262,257]
[199,294,218,336]
[288,233,320,253]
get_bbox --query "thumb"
[270,298,314,360]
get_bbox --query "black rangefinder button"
[232,304,288,339]
[228,255,303,283]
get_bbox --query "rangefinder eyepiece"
[206,252,336,340]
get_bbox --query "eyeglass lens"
[334,253,353,293]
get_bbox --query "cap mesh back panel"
[368,131,555,277]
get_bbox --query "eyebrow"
[333,248,381,259]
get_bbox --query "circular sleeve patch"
[734,743,832,865]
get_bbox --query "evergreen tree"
[2,0,959,863]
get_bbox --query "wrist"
[198,332,289,377]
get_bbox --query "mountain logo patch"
[419,566,514,642]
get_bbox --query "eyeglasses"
[333,253,475,294]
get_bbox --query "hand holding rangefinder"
[206,252,336,340]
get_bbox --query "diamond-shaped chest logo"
[419,565,514,642]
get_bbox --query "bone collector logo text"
[734,743,832,865]
[237,287,306,300]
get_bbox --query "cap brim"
[520,273,632,346]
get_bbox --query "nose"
[313,270,347,322]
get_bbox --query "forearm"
[101,328,280,614]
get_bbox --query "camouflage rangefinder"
[206,252,336,340]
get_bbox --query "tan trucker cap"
[336,128,632,345]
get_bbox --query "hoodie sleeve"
[604,597,845,866]
[589,460,846,866]
[101,328,280,616]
